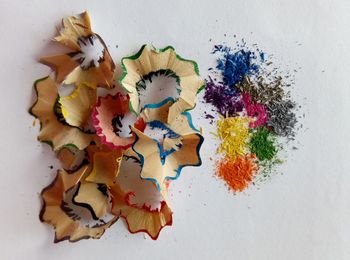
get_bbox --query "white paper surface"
[0,0,349,259]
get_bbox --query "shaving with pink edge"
[92,93,146,150]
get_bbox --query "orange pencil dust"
[216,155,258,192]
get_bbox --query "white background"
[0,0,349,259]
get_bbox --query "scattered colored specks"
[203,41,300,192]
[242,92,268,128]
[217,155,258,192]
[249,127,277,161]
[216,116,250,160]
[204,78,244,116]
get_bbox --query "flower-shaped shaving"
[92,93,146,150]
[30,76,97,151]
[120,45,205,123]
[59,82,97,130]
[131,98,204,190]
[111,154,172,240]
[40,144,122,242]
[40,166,118,243]
[40,12,115,88]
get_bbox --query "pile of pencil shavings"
[30,12,205,242]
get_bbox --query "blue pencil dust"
[213,45,264,87]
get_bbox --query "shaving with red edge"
[92,93,146,150]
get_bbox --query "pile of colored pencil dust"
[203,43,299,192]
